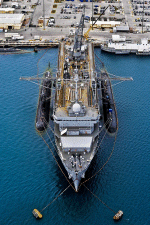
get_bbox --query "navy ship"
[53,11,118,192]
[20,9,132,192]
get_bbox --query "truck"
[11,34,24,40]
[5,33,19,38]
[34,35,42,40]
[5,33,24,40]
[48,17,55,27]
[112,35,126,42]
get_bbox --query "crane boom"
[84,5,110,40]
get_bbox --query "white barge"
[101,36,150,55]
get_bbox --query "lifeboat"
[113,210,123,220]
[32,209,43,219]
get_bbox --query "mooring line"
[83,184,131,223]
[84,184,116,214]
[39,132,76,192]
[40,183,71,213]
[79,120,113,187]
[81,129,118,187]
[95,53,105,68]
[41,117,114,192]
[37,48,49,78]
[35,49,77,192]
[42,117,55,135]
[25,183,71,224]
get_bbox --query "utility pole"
[92,0,93,30]
[43,0,45,30]
[142,0,144,33]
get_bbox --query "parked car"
[48,22,54,27]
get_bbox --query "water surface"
[0,48,149,225]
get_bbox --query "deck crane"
[84,5,110,40]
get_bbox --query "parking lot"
[130,0,150,32]
[0,0,150,42]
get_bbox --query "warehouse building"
[0,14,25,30]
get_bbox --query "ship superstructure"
[53,11,102,191]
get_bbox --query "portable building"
[115,26,130,32]
[90,21,120,28]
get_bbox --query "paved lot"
[0,0,150,42]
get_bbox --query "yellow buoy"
[113,210,123,220]
[32,209,43,219]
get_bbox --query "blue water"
[0,48,149,225]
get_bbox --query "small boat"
[34,47,38,53]
[32,209,42,219]
[113,210,123,220]
[0,47,21,53]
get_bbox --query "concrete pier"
[0,41,59,47]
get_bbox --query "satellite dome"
[73,103,81,113]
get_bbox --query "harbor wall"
[0,41,102,48]
[0,41,59,47]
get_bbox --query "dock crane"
[84,5,110,40]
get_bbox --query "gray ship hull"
[53,11,103,191]
[54,124,100,191]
